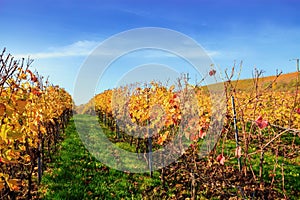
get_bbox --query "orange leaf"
[16,100,27,113]
[157,131,169,145]
[7,179,21,191]
[0,103,6,116]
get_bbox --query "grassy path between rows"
[39,114,300,199]
[40,115,160,200]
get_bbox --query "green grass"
[40,114,300,199]
[40,115,161,200]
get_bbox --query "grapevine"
[0,48,73,199]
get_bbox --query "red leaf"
[216,154,225,165]
[31,75,38,82]
[190,143,196,149]
[220,157,225,165]
[209,69,216,76]
[32,88,42,96]
[255,115,268,129]
[199,129,206,139]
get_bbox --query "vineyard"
[0,49,73,199]
[78,67,300,199]
[0,46,299,199]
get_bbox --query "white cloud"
[14,40,99,59]
[133,47,219,58]
[207,50,220,57]
[13,38,220,61]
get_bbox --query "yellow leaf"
[0,124,10,141]
[7,131,23,140]
[169,85,175,92]
[23,155,31,162]
[18,144,26,151]
[40,126,47,134]
[18,73,27,80]
[7,179,21,191]
[5,149,12,161]
[49,118,55,125]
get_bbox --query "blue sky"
[1,0,300,104]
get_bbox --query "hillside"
[226,71,299,91]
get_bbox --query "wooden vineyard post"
[116,123,120,139]
[38,144,42,183]
[231,96,242,171]
[146,87,153,177]
[104,113,106,125]
[148,128,153,177]
[161,148,165,186]
[38,128,43,184]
